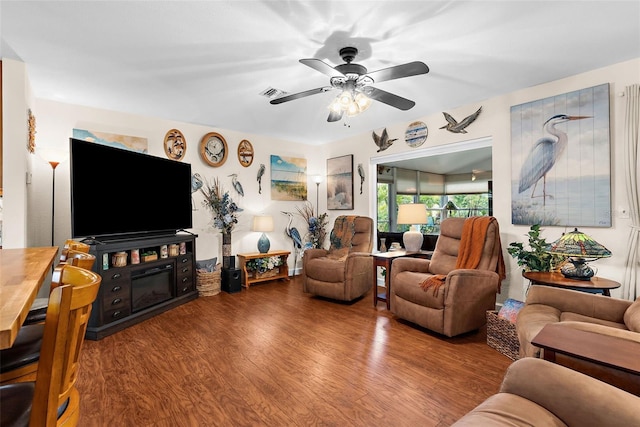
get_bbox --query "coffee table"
[532,323,640,394]
[372,250,433,309]
[523,271,621,296]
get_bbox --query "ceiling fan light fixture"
[354,92,372,111]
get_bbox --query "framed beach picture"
[327,155,354,210]
[510,83,611,227]
[270,155,307,201]
[72,129,148,153]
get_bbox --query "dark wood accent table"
[532,323,640,393]
[372,250,433,309]
[0,246,59,349]
[523,271,621,296]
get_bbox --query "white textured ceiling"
[1,1,639,146]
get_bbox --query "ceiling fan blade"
[364,61,429,84]
[299,59,346,79]
[366,87,416,110]
[327,110,343,122]
[270,87,332,105]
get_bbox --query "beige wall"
[3,57,639,301]
[323,58,640,301]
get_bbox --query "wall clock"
[237,139,254,167]
[164,129,186,161]
[200,132,228,167]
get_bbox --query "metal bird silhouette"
[282,211,302,276]
[229,174,244,197]
[357,163,365,194]
[440,106,482,133]
[518,114,591,205]
[256,163,265,194]
[372,128,397,152]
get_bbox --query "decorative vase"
[380,238,387,253]
[222,232,232,268]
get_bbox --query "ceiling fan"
[270,47,429,122]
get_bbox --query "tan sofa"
[517,285,640,394]
[452,358,640,426]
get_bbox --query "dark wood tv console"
[86,233,198,340]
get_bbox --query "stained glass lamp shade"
[547,228,611,280]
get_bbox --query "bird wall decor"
[372,128,397,152]
[357,163,365,194]
[518,114,591,205]
[282,211,302,275]
[257,163,265,194]
[191,173,204,210]
[229,173,244,197]
[440,106,482,133]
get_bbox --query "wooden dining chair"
[0,260,97,385]
[0,264,100,426]
[23,250,96,326]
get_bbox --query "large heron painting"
[511,83,611,227]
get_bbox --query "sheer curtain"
[622,84,640,300]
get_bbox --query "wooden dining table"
[0,246,59,349]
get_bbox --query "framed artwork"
[200,132,228,167]
[163,129,186,161]
[270,155,307,201]
[72,129,148,153]
[327,154,354,210]
[237,139,254,167]
[510,83,611,227]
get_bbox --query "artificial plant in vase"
[296,201,329,250]
[200,177,242,268]
[507,224,565,272]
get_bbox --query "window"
[376,165,492,234]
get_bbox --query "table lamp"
[252,215,274,253]
[397,203,427,252]
[546,228,611,280]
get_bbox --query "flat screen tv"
[70,138,193,240]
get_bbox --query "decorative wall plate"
[405,121,428,148]
[237,139,254,167]
[27,109,36,153]
[164,129,186,160]
[200,132,228,167]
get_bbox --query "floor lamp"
[314,175,323,216]
[49,161,60,246]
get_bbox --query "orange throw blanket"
[421,216,506,293]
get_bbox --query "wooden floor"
[76,276,512,426]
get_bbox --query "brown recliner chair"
[302,215,373,301]
[390,217,505,337]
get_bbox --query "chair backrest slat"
[29,264,101,426]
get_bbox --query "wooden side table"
[237,250,291,288]
[523,271,621,296]
[372,250,433,309]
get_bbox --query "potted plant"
[246,255,284,279]
[507,224,565,272]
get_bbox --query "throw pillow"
[196,257,218,272]
[623,297,640,332]
[497,298,525,323]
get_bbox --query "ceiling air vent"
[260,87,287,99]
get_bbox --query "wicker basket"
[254,268,279,279]
[486,310,520,361]
[196,264,221,296]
